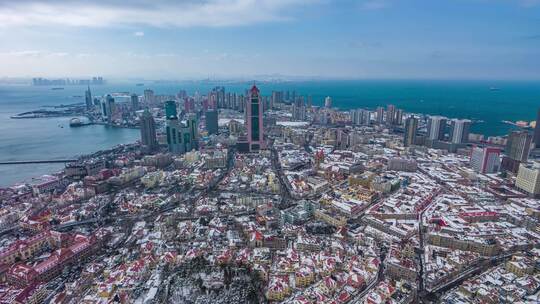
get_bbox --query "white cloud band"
[0,0,316,28]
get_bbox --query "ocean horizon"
[0,79,539,186]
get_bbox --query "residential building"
[470,146,501,174]
[376,107,384,124]
[515,162,540,196]
[386,105,396,125]
[404,116,418,147]
[427,116,447,141]
[449,119,471,144]
[506,131,532,162]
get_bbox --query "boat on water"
[136,83,144,86]
[489,87,500,91]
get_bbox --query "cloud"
[134,31,145,36]
[359,0,391,10]
[6,50,44,57]
[0,50,69,57]
[0,0,317,28]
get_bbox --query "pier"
[0,159,77,165]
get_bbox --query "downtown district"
[1,84,540,304]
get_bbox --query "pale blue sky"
[0,0,539,79]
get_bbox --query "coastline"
[1,80,539,186]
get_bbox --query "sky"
[0,0,539,80]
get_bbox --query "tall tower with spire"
[246,85,264,152]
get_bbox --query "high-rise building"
[246,85,264,152]
[205,110,219,135]
[144,89,155,104]
[386,105,396,125]
[427,116,447,141]
[105,94,115,124]
[229,119,242,136]
[263,96,271,112]
[166,106,198,154]
[212,86,225,108]
[177,90,187,100]
[324,96,332,108]
[166,118,181,154]
[534,108,540,149]
[449,119,471,144]
[515,162,540,196]
[351,109,359,125]
[395,109,403,126]
[183,114,199,153]
[184,98,195,113]
[85,86,92,111]
[100,99,107,118]
[362,110,371,125]
[165,100,177,119]
[292,98,306,121]
[131,94,139,111]
[376,107,385,124]
[208,92,218,110]
[503,131,533,173]
[351,109,370,126]
[271,91,283,108]
[404,116,418,147]
[470,146,501,174]
[506,131,532,162]
[140,109,157,152]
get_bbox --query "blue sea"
[1,80,539,186]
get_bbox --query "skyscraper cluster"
[350,109,371,126]
[377,104,403,126]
